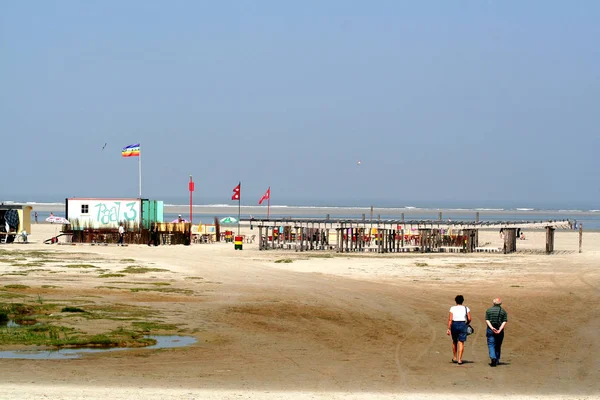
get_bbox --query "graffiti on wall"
[93,201,139,225]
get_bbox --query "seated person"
[520,232,526,240]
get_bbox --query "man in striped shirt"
[485,297,508,367]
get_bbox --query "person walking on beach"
[117,223,125,246]
[447,295,471,365]
[34,212,38,224]
[485,298,508,367]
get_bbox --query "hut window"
[81,204,89,214]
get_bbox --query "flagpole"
[138,143,142,198]
[267,190,270,220]
[237,181,241,236]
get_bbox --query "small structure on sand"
[246,218,574,255]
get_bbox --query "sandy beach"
[0,224,598,399]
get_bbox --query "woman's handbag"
[465,306,474,335]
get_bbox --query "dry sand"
[0,224,598,399]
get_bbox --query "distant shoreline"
[8,202,599,217]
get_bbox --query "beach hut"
[0,204,33,242]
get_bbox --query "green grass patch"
[456,264,467,268]
[120,259,136,262]
[510,285,523,288]
[41,285,62,288]
[0,324,155,348]
[120,266,169,274]
[415,262,428,267]
[63,264,98,269]
[98,273,126,278]
[274,259,294,264]
[0,292,29,299]
[4,284,30,290]
[2,272,28,276]
[185,276,204,280]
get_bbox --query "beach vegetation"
[120,259,135,262]
[0,301,174,348]
[131,321,178,332]
[0,292,29,299]
[415,262,428,267]
[41,285,62,288]
[456,264,467,268]
[98,273,126,278]
[4,284,30,290]
[185,276,204,280]
[63,264,98,269]
[274,259,294,264]
[120,266,169,274]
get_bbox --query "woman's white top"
[450,305,470,321]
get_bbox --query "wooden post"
[401,228,405,248]
[258,226,263,250]
[545,226,555,254]
[503,228,517,254]
[336,228,341,253]
[370,206,373,220]
[579,224,583,253]
[438,212,442,221]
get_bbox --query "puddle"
[0,335,197,359]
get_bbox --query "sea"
[4,199,599,231]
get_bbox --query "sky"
[1,1,599,208]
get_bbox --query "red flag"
[258,187,270,205]
[232,183,240,201]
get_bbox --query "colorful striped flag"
[122,143,140,157]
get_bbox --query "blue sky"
[1,1,599,208]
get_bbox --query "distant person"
[485,298,508,367]
[148,223,159,246]
[117,223,125,246]
[520,231,525,240]
[34,212,38,224]
[178,214,184,223]
[447,294,471,365]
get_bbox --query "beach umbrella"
[220,216,238,224]
[46,216,70,224]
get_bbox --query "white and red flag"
[232,183,240,201]
[258,187,270,205]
